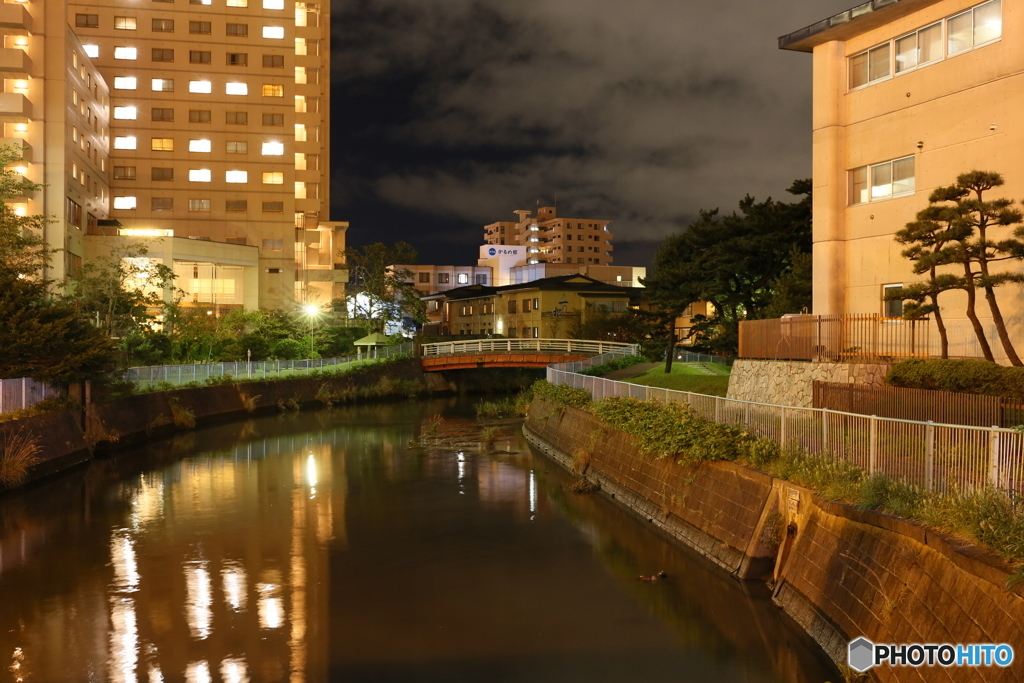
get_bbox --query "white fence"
[123,343,414,389]
[548,352,1024,498]
[0,378,64,415]
[421,338,637,357]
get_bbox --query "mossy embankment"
[523,386,1024,676]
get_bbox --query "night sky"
[329,0,857,268]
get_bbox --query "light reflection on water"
[0,401,837,682]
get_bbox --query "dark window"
[189,21,211,34]
[437,273,450,284]
[75,14,98,28]
[226,200,248,212]
[188,199,211,212]
[113,166,136,180]
[151,167,174,181]
[151,107,174,121]
[267,268,281,274]
[66,198,83,226]
[508,300,517,314]
[189,50,211,64]
[152,18,174,31]
[418,273,430,283]
[226,23,248,36]
[262,201,284,212]
[226,53,248,66]
[225,111,248,125]
[883,284,905,318]
[262,113,284,126]
[226,236,248,244]
[189,110,211,123]
[151,197,173,211]
[262,54,285,67]
[152,48,174,62]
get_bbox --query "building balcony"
[0,4,31,31]
[0,136,29,160]
[0,93,29,119]
[0,48,29,74]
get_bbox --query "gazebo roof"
[353,332,391,346]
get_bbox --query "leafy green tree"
[63,241,178,338]
[340,242,426,333]
[645,179,812,354]
[0,145,116,382]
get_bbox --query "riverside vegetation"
[531,380,1024,581]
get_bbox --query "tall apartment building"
[68,0,339,310]
[0,1,111,284]
[483,206,614,266]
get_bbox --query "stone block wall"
[727,360,892,407]
[525,397,1024,680]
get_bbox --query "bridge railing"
[547,352,1024,498]
[420,338,638,358]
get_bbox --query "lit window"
[294,181,306,198]
[225,170,248,183]
[294,153,306,170]
[294,124,306,141]
[295,95,306,112]
[113,196,137,210]
[151,137,174,151]
[295,38,307,55]
[114,136,137,150]
[189,80,212,94]
[152,79,174,92]
[263,84,284,97]
[189,199,212,211]
[83,45,99,58]
[263,26,285,39]
[226,141,248,153]
[225,82,248,95]
[113,77,137,90]
[227,0,248,6]
[114,16,137,30]
[114,47,138,60]
[849,156,915,205]
[189,169,212,182]
[264,0,284,8]
[263,172,283,184]
[262,141,284,155]
[189,139,212,153]
[113,106,137,120]
[295,67,307,84]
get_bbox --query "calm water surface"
[0,399,838,682]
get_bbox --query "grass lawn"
[627,362,732,397]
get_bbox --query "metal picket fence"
[548,351,1024,498]
[420,338,636,358]
[123,343,414,390]
[0,378,65,415]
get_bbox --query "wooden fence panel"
[811,381,1021,428]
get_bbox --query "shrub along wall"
[524,397,1024,680]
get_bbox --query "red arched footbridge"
[419,339,637,371]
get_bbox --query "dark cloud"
[330,0,856,266]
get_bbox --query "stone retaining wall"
[727,359,892,407]
[524,397,1024,681]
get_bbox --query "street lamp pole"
[304,304,317,356]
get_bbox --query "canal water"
[0,398,838,683]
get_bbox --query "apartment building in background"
[0,1,111,284]
[68,0,339,310]
[483,206,614,266]
[781,0,1022,361]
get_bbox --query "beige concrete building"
[0,1,111,283]
[67,0,339,309]
[782,0,1023,361]
[483,206,614,266]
